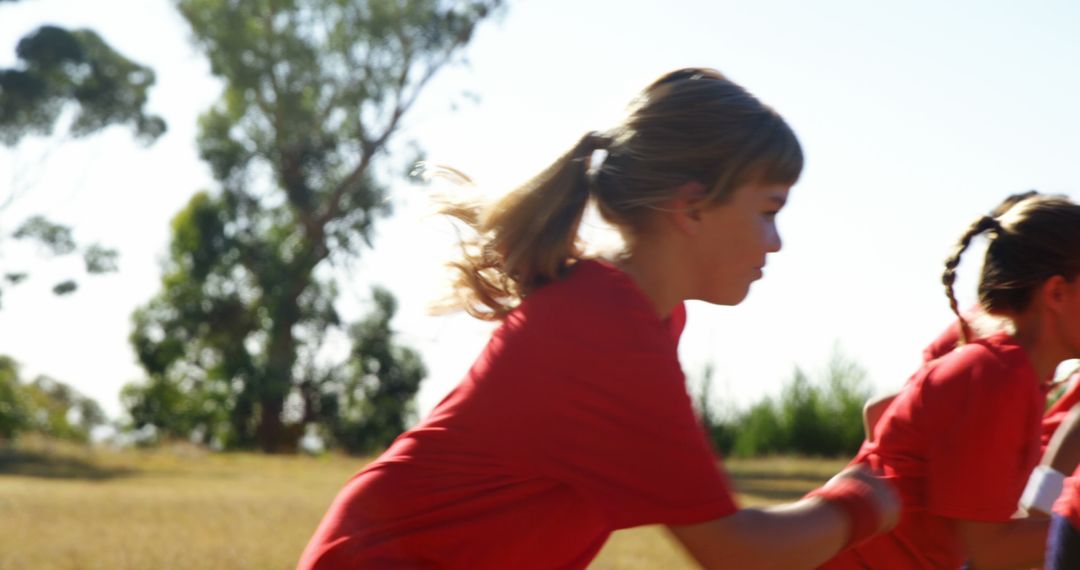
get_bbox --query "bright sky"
[2,0,1079,422]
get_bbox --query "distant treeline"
[0,356,105,443]
[696,348,871,458]
[2,344,874,460]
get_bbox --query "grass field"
[0,436,846,569]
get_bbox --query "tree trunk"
[256,393,286,453]
[255,264,309,453]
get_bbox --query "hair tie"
[587,149,609,178]
[577,131,611,181]
[978,215,1003,237]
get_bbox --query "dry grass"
[0,436,846,569]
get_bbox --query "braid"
[942,215,1002,344]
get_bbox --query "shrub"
[695,345,872,458]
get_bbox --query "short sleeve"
[505,301,736,529]
[539,349,736,529]
[924,345,1042,522]
[922,322,960,363]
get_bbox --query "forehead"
[734,181,790,205]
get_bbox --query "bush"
[0,355,105,444]
[0,356,29,441]
[695,345,872,458]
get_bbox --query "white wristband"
[1019,465,1065,515]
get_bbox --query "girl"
[821,192,1080,569]
[1046,465,1080,568]
[298,68,898,569]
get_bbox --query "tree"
[0,3,166,305]
[817,346,872,456]
[324,287,426,453]
[0,356,29,441]
[126,0,503,452]
[0,354,105,443]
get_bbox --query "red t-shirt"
[920,318,1079,450]
[820,332,1045,569]
[1041,375,1080,447]
[1057,469,1080,531]
[297,259,736,569]
[1056,468,1080,531]
[920,320,963,364]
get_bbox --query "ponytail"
[942,215,1002,344]
[942,189,1045,344]
[437,132,612,320]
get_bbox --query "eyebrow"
[767,195,787,208]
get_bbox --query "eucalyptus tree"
[1,3,165,304]
[126,0,502,452]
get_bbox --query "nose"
[767,225,782,253]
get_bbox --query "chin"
[705,286,752,306]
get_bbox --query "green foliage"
[126,0,502,452]
[51,279,77,295]
[0,355,106,443]
[14,215,76,255]
[697,346,873,458]
[84,244,119,274]
[0,7,162,304]
[323,287,426,453]
[3,215,120,305]
[121,374,232,447]
[0,25,166,145]
[731,399,786,457]
[0,356,29,440]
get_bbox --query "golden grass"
[0,436,846,569]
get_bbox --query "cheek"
[1064,292,1080,354]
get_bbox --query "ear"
[668,181,709,235]
[1039,275,1071,314]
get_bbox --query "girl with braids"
[819,191,1080,569]
[298,68,900,569]
[1046,449,1080,567]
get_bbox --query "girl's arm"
[1043,406,1080,475]
[668,498,848,569]
[668,467,899,570]
[955,517,1049,570]
[863,392,898,443]
[1016,406,1080,518]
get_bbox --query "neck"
[1011,314,1068,384]
[618,233,687,318]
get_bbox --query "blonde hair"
[438,68,803,320]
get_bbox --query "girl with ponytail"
[820,191,1080,569]
[299,68,900,569]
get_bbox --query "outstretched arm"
[1018,405,1080,517]
[1044,406,1080,475]
[669,498,848,569]
[668,466,899,569]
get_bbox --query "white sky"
[1,0,1079,421]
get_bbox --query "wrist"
[1019,465,1065,515]
[807,478,883,548]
